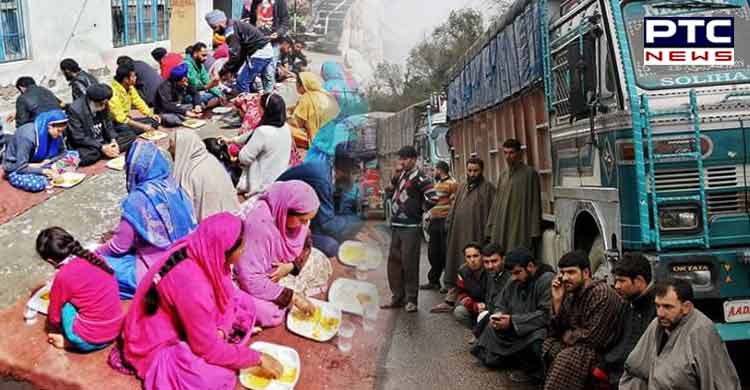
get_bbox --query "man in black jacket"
[66,84,136,166]
[9,77,62,126]
[242,0,290,86]
[60,58,98,101]
[204,10,269,80]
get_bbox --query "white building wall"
[0,0,170,88]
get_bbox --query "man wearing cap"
[204,9,269,82]
[382,146,437,313]
[154,62,202,127]
[66,83,135,166]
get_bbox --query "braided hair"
[36,227,114,275]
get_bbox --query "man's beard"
[467,175,482,184]
[193,55,205,65]
[215,26,226,35]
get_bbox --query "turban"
[87,84,113,102]
[205,10,227,26]
[169,63,188,81]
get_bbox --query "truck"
[443,0,750,351]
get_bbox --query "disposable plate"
[139,130,168,141]
[286,298,341,342]
[52,172,86,188]
[106,156,125,171]
[328,278,379,316]
[182,119,207,129]
[337,240,382,269]
[239,342,300,390]
[27,282,52,315]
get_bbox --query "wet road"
[372,224,536,390]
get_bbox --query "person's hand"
[476,303,486,313]
[257,352,283,379]
[269,33,279,40]
[47,333,65,349]
[217,135,230,144]
[218,96,229,106]
[497,314,511,330]
[562,330,575,346]
[207,77,220,89]
[111,141,120,156]
[551,275,565,304]
[185,111,199,118]
[268,262,295,282]
[292,293,315,316]
[151,114,161,124]
[5,113,15,123]
[43,169,59,180]
[194,105,203,114]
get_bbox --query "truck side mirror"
[567,33,597,120]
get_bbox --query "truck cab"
[547,0,750,341]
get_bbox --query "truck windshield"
[622,0,750,89]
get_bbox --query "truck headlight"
[672,270,712,289]
[659,207,699,231]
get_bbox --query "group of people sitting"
[433,242,741,389]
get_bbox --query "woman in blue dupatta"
[2,109,69,192]
[306,62,369,165]
[97,140,196,296]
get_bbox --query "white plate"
[328,278,379,316]
[337,241,382,270]
[52,172,86,188]
[106,156,125,171]
[212,106,233,114]
[240,342,300,390]
[286,298,341,342]
[139,130,168,141]
[27,282,52,315]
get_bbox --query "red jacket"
[160,53,184,80]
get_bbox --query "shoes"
[404,302,418,313]
[439,286,449,294]
[419,283,440,290]
[380,301,405,309]
[509,370,531,383]
[429,302,454,313]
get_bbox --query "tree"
[487,0,515,16]
[368,8,484,112]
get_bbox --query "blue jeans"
[61,303,110,352]
[185,92,216,106]
[236,57,273,93]
[263,44,279,90]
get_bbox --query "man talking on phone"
[542,250,622,390]
[470,248,554,384]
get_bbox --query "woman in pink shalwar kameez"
[122,213,282,390]
[236,180,319,327]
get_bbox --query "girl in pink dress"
[235,180,319,327]
[122,213,282,389]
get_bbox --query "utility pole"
[293,0,298,34]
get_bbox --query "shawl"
[171,131,240,221]
[122,140,196,248]
[293,72,340,141]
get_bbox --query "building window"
[0,0,28,63]
[112,0,170,47]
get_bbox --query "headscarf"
[258,93,286,128]
[205,10,227,27]
[171,131,239,220]
[122,140,196,249]
[321,61,368,117]
[32,110,66,162]
[243,180,320,264]
[122,213,244,377]
[293,72,340,142]
[169,63,188,81]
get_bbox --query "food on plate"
[320,315,340,332]
[340,243,366,263]
[240,363,297,389]
[356,293,372,305]
[52,176,65,186]
[40,292,50,301]
[291,306,321,322]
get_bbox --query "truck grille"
[653,165,750,215]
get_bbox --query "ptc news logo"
[644,17,734,66]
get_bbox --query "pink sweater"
[97,219,165,283]
[48,258,124,344]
